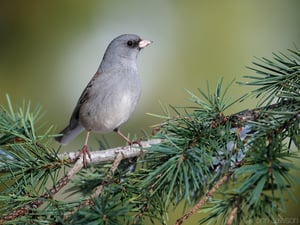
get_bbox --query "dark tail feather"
[55,124,84,145]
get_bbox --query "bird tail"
[55,124,84,145]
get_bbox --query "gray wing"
[55,72,100,144]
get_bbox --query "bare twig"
[65,151,126,218]
[84,151,125,204]
[226,206,238,225]
[59,139,161,164]
[174,173,232,225]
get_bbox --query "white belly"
[79,87,141,132]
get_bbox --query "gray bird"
[55,34,152,165]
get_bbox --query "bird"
[55,34,152,166]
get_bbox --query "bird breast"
[78,70,141,132]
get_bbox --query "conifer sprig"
[0,48,299,225]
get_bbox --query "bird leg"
[114,128,142,147]
[76,130,92,167]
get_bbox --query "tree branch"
[0,139,161,223]
[174,172,232,225]
[0,100,297,223]
[226,206,238,225]
[59,139,161,164]
[64,151,127,219]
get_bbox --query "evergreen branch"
[0,159,83,223]
[149,60,299,225]
[58,139,160,165]
[0,139,160,223]
[241,48,300,106]
[174,172,232,225]
[62,151,125,221]
[0,99,297,224]
[217,99,298,127]
[0,47,299,224]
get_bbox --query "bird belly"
[79,90,140,133]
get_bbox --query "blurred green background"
[0,1,299,224]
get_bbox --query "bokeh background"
[0,1,299,224]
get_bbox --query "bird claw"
[76,144,92,167]
[114,129,143,148]
[128,140,142,148]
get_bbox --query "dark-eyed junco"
[55,34,152,166]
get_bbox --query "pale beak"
[138,39,153,49]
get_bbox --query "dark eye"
[127,40,135,47]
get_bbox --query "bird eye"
[127,40,134,47]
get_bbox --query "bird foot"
[114,129,143,148]
[128,139,143,148]
[76,144,92,167]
